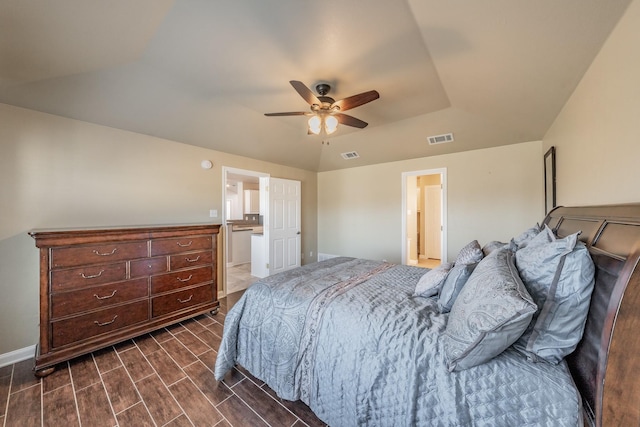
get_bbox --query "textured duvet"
[214,257,582,427]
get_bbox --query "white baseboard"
[0,345,36,368]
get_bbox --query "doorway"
[222,167,269,297]
[402,168,447,267]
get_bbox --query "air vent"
[341,151,360,160]
[428,133,454,145]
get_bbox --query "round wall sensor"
[201,160,213,170]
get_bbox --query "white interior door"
[261,177,301,275]
[425,184,442,259]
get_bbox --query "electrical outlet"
[209,209,218,218]
[310,251,313,257]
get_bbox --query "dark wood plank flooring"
[0,292,327,427]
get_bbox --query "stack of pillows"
[414,224,595,371]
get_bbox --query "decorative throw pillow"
[414,262,454,298]
[437,263,477,312]
[443,247,537,371]
[454,240,483,265]
[514,226,595,363]
[482,240,508,257]
[437,240,483,312]
[513,224,542,249]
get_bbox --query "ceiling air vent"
[341,151,360,160]
[428,133,454,145]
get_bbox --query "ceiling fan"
[265,80,379,135]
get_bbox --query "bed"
[215,204,640,426]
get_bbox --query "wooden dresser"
[29,224,220,376]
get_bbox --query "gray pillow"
[482,240,508,257]
[514,226,595,363]
[513,224,542,249]
[437,240,484,312]
[443,247,537,371]
[454,240,483,265]
[437,262,477,312]
[413,262,454,298]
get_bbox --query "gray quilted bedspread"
[214,257,582,427]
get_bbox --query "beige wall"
[318,141,544,263]
[0,103,317,355]
[543,0,640,206]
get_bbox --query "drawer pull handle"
[81,270,104,279]
[177,274,193,282]
[177,241,193,247]
[178,295,193,304]
[185,256,201,262]
[93,248,117,256]
[94,315,118,327]
[94,290,117,300]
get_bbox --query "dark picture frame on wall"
[544,146,556,214]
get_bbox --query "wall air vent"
[341,151,360,160]
[427,133,454,145]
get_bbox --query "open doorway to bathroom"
[402,168,447,268]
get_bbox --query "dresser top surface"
[30,223,221,247]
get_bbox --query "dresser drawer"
[151,284,213,318]
[151,265,213,294]
[51,263,127,292]
[50,278,148,319]
[130,256,168,278]
[169,250,213,270]
[151,235,212,256]
[51,300,149,348]
[51,241,148,268]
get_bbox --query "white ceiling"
[0,0,631,171]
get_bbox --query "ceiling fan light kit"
[308,114,338,135]
[265,80,379,137]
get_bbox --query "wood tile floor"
[0,293,327,427]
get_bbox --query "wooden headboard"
[543,204,640,427]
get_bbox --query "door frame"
[401,168,448,265]
[221,166,270,298]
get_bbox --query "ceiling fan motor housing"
[315,83,331,96]
[315,84,336,107]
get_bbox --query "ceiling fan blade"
[331,90,379,112]
[264,111,309,117]
[290,80,322,106]
[335,113,368,129]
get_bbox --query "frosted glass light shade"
[308,115,321,135]
[325,115,338,134]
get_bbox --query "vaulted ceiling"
[0,0,632,171]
